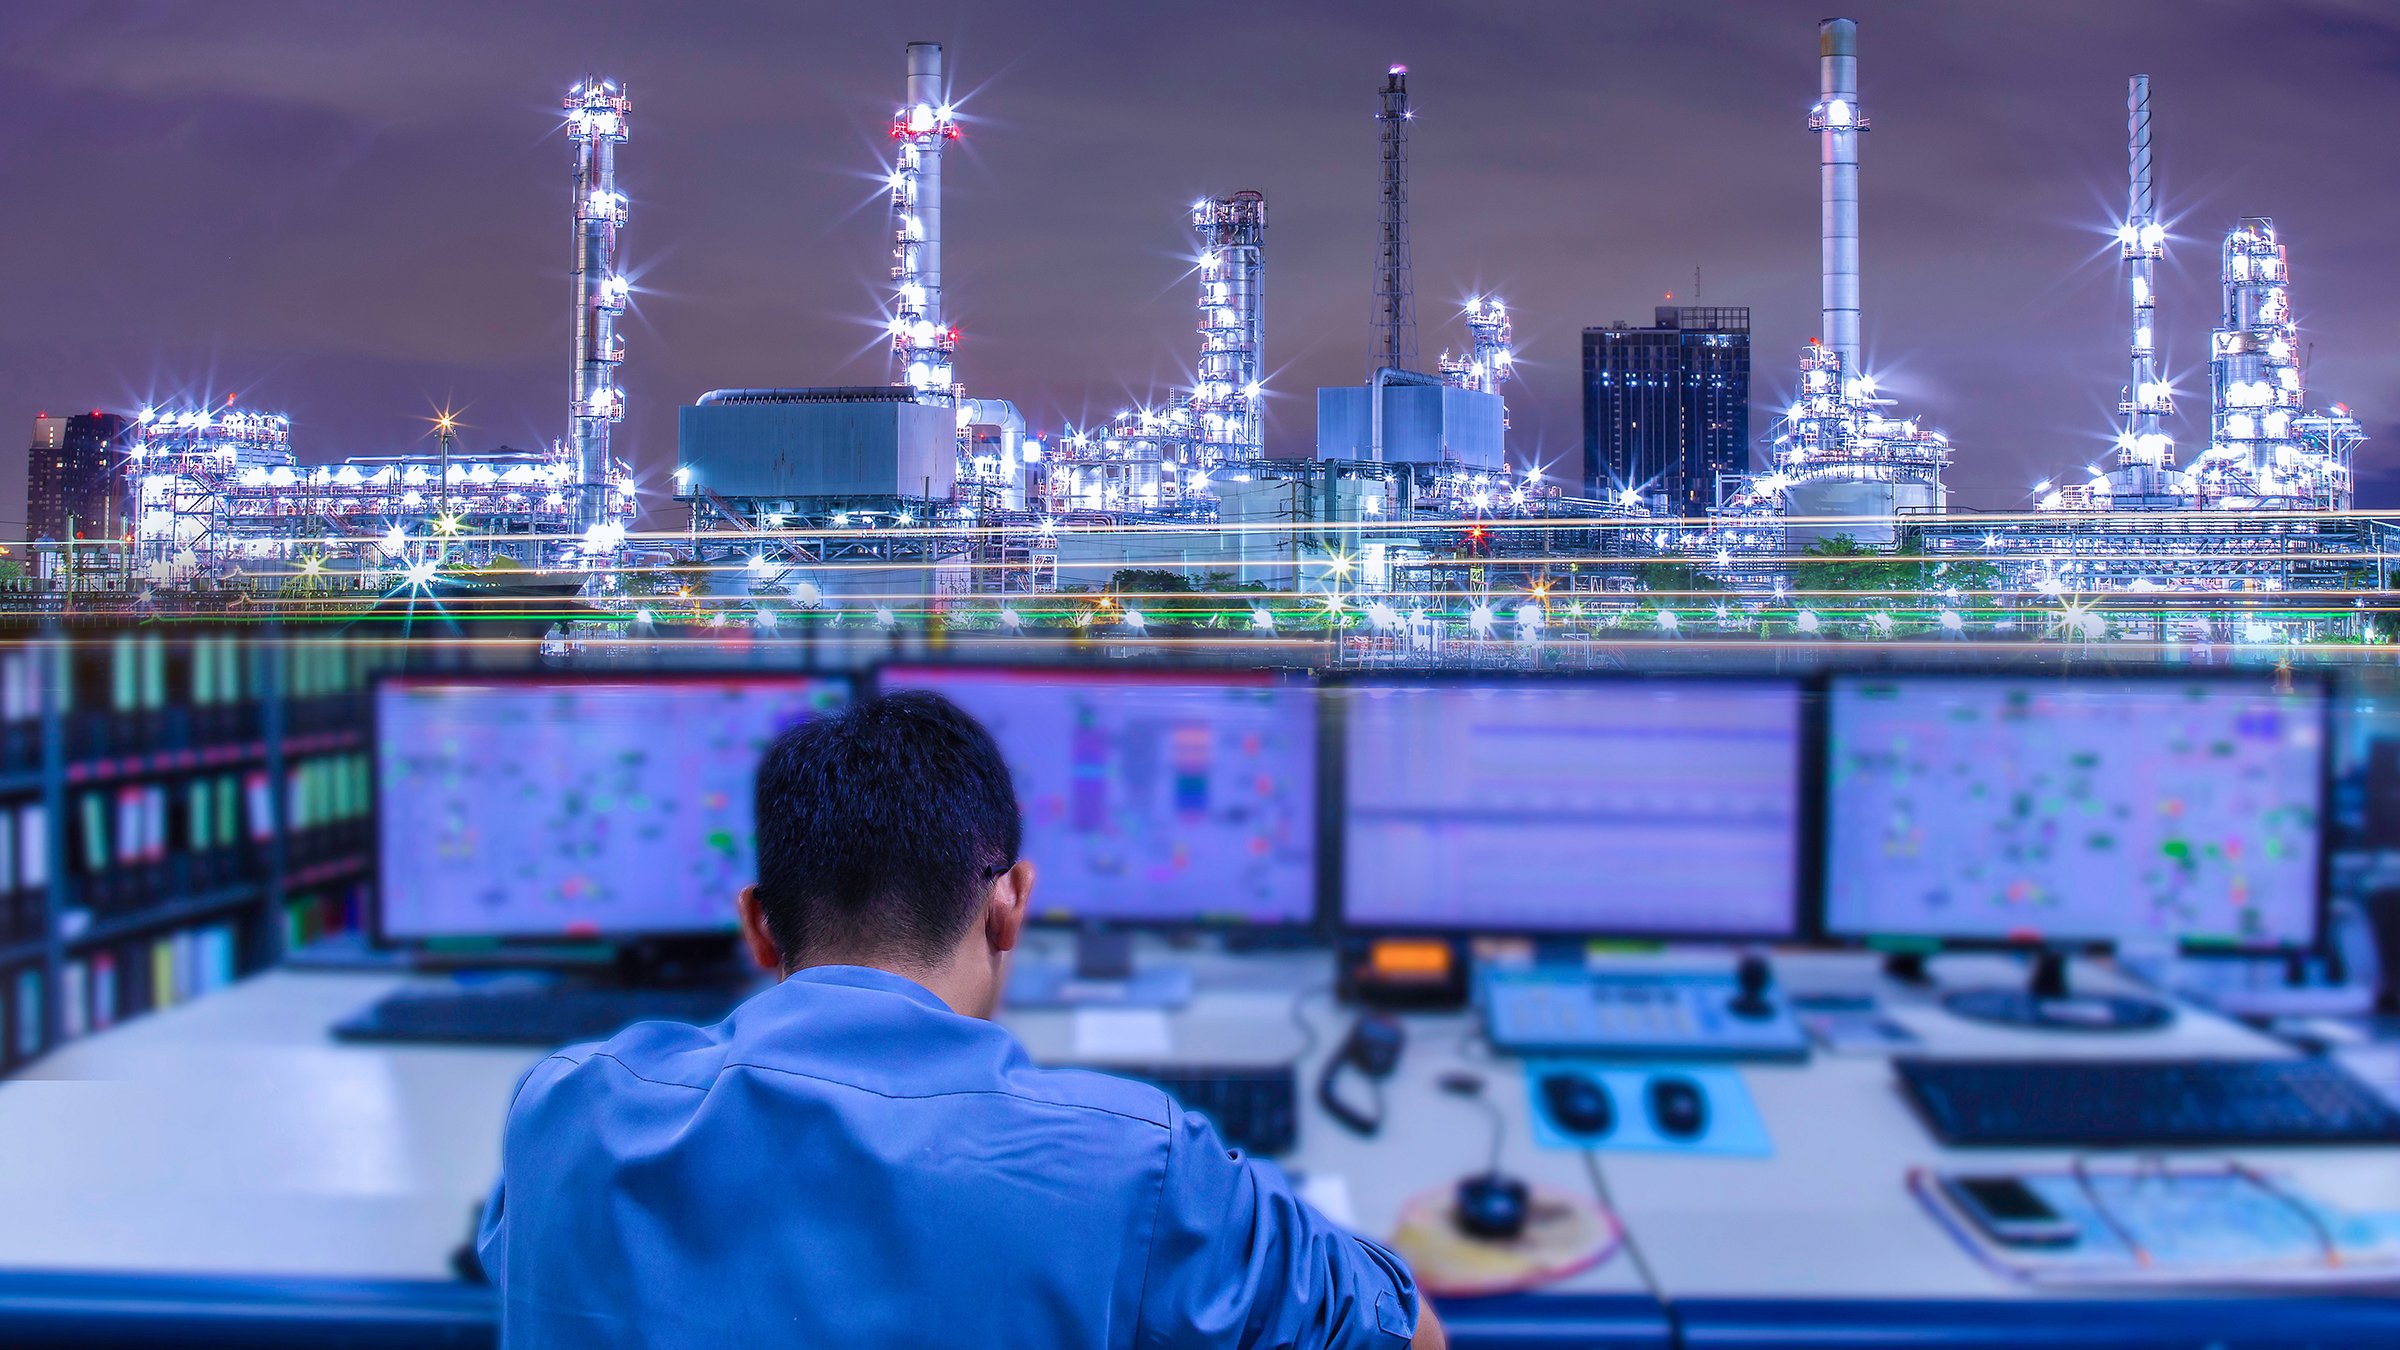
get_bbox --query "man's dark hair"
[752,690,1022,969]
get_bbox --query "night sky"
[6,0,2398,536]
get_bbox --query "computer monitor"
[374,673,851,944]
[1337,679,1806,939]
[1823,675,2327,959]
[874,665,1319,928]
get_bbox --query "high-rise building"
[1581,306,1750,514]
[27,412,130,541]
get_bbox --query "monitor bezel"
[1815,667,2334,958]
[368,669,855,950]
[1323,670,1813,944]
[871,659,1326,934]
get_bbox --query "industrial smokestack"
[1812,19,1864,374]
[564,77,630,533]
[1371,64,1416,376]
[2117,74,2172,476]
[890,42,957,399]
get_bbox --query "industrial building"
[1710,18,1953,549]
[26,412,130,542]
[7,19,2386,646]
[2048,76,2366,515]
[124,406,630,582]
[1313,65,1513,486]
[1582,307,1751,515]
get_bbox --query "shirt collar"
[781,964,955,1015]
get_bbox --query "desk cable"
[1284,984,1336,1069]
[1581,1149,1666,1308]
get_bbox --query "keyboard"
[1483,972,1810,1061]
[1896,1057,2400,1147]
[334,982,744,1047]
[1082,1063,1298,1157]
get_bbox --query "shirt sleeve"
[475,1053,575,1290]
[474,1172,507,1280]
[1135,1105,1420,1350]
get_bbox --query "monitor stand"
[1940,951,2174,1032]
[1881,951,1935,986]
[1006,927,1195,1009]
[613,934,751,989]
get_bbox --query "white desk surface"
[0,947,1645,1296]
[4,946,2398,1310]
[1596,951,2400,1302]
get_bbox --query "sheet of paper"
[1071,1008,1172,1059]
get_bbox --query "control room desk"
[0,949,2398,1348]
[1603,951,2400,1348]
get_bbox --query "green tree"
[1795,535,2000,596]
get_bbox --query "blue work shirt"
[479,965,1421,1348]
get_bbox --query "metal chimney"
[1810,19,1865,374]
[2117,74,2173,476]
[1371,64,1417,377]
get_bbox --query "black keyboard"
[1896,1056,2400,1147]
[334,983,744,1047]
[1082,1063,1299,1157]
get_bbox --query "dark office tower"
[27,412,131,541]
[1581,307,1751,516]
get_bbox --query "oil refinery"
[28,19,2396,660]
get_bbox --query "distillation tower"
[1043,192,1273,512]
[889,44,958,401]
[566,78,632,535]
[2185,220,2365,510]
[1439,296,1514,400]
[1191,191,1267,465]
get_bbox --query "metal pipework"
[565,77,630,533]
[957,398,1026,470]
[1809,19,1865,374]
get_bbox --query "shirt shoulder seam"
[573,1049,1175,1131]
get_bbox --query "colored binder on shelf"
[90,952,115,1031]
[19,803,46,890]
[59,960,86,1042]
[13,968,40,1059]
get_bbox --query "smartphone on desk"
[1937,1174,2081,1248]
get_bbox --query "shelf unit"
[0,627,394,1071]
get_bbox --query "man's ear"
[736,886,785,974]
[987,860,1034,954]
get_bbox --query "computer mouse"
[1539,1071,1614,1138]
[1647,1075,1708,1140]
[1454,1171,1529,1241]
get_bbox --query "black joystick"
[1728,953,1775,1021]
